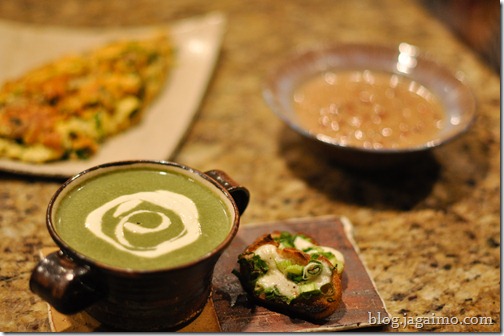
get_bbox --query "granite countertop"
[0,0,500,332]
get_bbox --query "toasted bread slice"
[236,231,344,320]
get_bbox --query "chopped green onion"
[303,261,323,280]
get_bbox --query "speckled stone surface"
[0,0,499,332]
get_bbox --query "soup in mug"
[54,166,233,270]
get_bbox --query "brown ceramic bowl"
[263,43,476,169]
[30,160,249,331]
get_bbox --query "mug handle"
[30,250,105,314]
[205,170,250,215]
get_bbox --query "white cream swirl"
[85,190,201,258]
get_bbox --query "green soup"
[54,166,233,270]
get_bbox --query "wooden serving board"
[212,216,390,332]
[44,216,389,332]
[47,299,220,332]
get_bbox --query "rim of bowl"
[46,160,241,276]
[263,42,477,155]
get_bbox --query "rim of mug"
[45,159,241,275]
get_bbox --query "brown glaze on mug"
[29,160,249,331]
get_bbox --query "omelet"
[0,33,174,163]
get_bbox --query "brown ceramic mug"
[30,160,249,331]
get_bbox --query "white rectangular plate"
[0,12,226,177]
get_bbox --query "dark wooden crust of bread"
[237,231,343,320]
